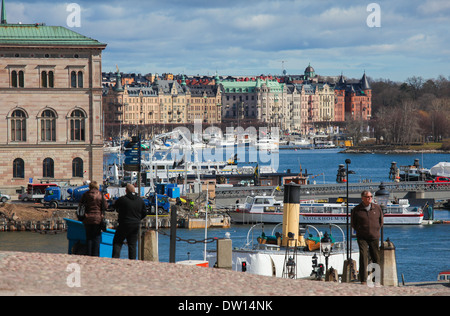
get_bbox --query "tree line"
[368,75,450,146]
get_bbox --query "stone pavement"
[0,251,448,296]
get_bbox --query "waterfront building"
[0,3,106,190]
[103,72,221,138]
[103,64,371,135]
[220,77,288,130]
[335,73,372,121]
[183,75,222,125]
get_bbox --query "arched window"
[11,70,17,87]
[49,71,54,88]
[41,109,56,141]
[43,158,54,178]
[72,158,83,178]
[70,110,85,141]
[71,71,77,88]
[11,110,27,142]
[71,71,83,88]
[78,71,83,88]
[41,71,47,88]
[13,158,25,179]
[18,70,24,87]
[11,70,24,87]
[41,71,54,88]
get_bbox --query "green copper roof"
[0,24,106,46]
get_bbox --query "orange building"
[335,73,371,121]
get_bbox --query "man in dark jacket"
[112,184,147,259]
[351,190,383,284]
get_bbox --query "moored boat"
[229,195,423,225]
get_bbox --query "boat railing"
[243,223,348,254]
[243,223,265,250]
[304,224,346,256]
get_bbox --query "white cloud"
[418,0,450,15]
[2,0,449,81]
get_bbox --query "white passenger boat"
[229,196,423,225]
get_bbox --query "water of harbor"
[1,149,449,283]
[106,147,449,184]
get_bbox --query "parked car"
[0,191,11,203]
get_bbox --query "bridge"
[215,182,450,207]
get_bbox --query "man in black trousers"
[351,190,383,284]
[112,184,147,259]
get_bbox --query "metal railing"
[216,181,450,198]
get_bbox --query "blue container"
[167,187,180,198]
[64,218,116,258]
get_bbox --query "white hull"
[229,211,423,225]
[208,246,359,279]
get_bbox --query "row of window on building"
[13,158,84,179]
[10,70,83,88]
[10,109,86,142]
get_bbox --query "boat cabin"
[438,271,450,282]
[241,195,283,213]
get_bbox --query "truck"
[19,183,57,203]
[144,192,171,215]
[44,185,96,209]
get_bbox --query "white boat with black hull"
[230,196,423,225]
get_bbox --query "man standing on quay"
[112,184,147,259]
[351,190,383,284]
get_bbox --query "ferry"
[230,195,424,225]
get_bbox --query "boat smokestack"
[282,183,301,247]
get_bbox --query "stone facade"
[103,73,222,137]
[0,23,106,190]
[103,66,372,135]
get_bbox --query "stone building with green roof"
[221,78,289,130]
[0,1,107,190]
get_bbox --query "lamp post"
[345,158,351,260]
[342,158,356,283]
[375,182,389,248]
[321,232,332,279]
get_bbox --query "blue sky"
[4,0,450,82]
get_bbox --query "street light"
[343,158,356,283]
[321,232,332,277]
[375,182,390,248]
[345,158,351,260]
